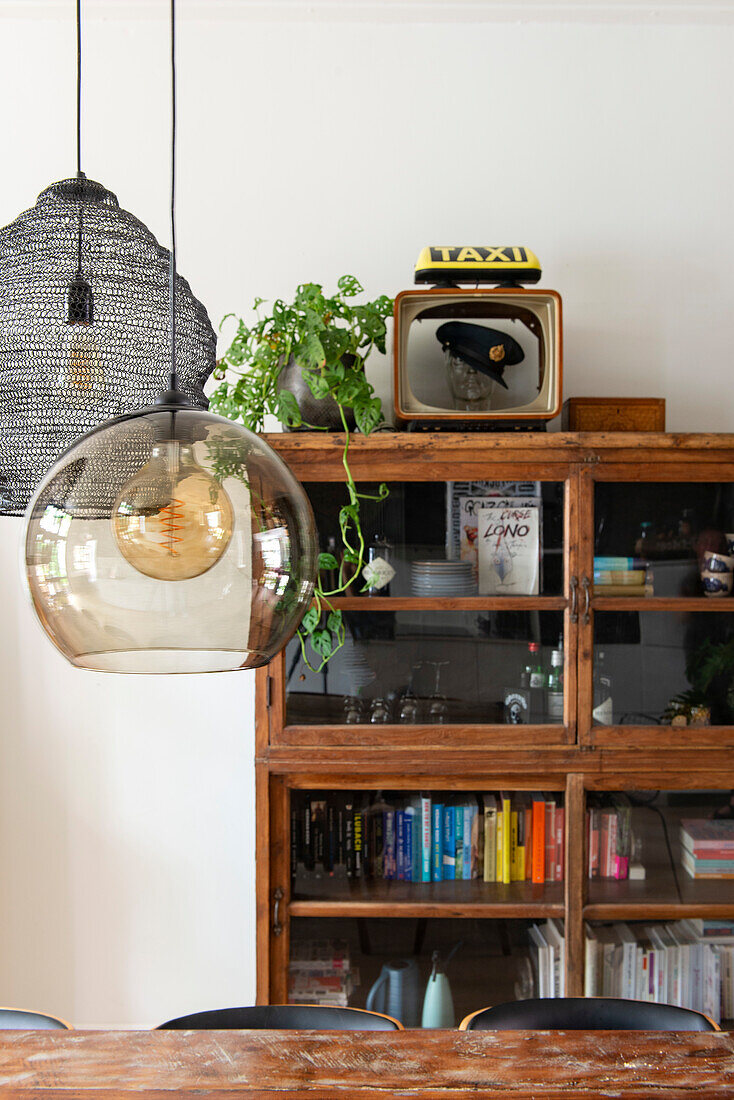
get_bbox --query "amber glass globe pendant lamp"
[23,0,317,673]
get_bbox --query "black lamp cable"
[67,0,93,324]
[168,0,178,393]
[76,0,82,179]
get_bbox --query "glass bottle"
[546,647,564,721]
[363,534,395,596]
[592,649,613,725]
[526,642,545,689]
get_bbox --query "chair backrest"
[157,1004,403,1031]
[461,997,717,1031]
[0,1007,70,1030]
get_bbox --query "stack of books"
[288,940,358,1007]
[292,791,564,885]
[529,919,566,998]
[593,556,652,597]
[680,819,734,879]
[584,920,722,1023]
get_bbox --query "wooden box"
[562,397,665,432]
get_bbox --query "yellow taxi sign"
[415,246,542,285]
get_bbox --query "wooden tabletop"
[0,1028,733,1099]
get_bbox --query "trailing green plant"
[210,276,393,670]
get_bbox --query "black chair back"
[0,1008,70,1030]
[157,1004,402,1031]
[461,997,717,1031]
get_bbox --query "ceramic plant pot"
[277,355,357,432]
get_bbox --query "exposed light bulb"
[59,325,103,407]
[112,439,234,581]
[59,275,104,406]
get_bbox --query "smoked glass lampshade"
[24,406,317,673]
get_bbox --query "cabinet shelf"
[329,597,567,610]
[592,596,731,611]
[290,878,564,919]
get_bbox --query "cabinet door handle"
[272,887,284,936]
[569,575,578,623]
[581,574,591,625]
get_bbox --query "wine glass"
[343,695,363,724]
[369,697,391,724]
[427,660,449,724]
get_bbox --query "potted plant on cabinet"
[211,276,393,669]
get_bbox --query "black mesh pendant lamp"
[0,0,214,516]
[22,0,317,674]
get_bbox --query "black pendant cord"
[168,0,179,394]
[76,0,82,178]
[75,0,84,278]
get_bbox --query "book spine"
[516,806,526,881]
[510,809,519,881]
[405,808,414,882]
[396,809,406,881]
[303,797,314,871]
[555,806,564,882]
[593,557,649,569]
[588,807,600,878]
[443,804,456,880]
[421,796,432,882]
[384,810,395,880]
[325,799,336,874]
[524,806,533,880]
[352,804,362,879]
[336,799,346,871]
[291,799,300,881]
[471,803,483,879]
[455,805,464,880]
[531,799,545,884]
[544,801,556,882]
[463,806,473,881]
[432,803,443,882]
[501,794,511,884]
[484,806,496,882]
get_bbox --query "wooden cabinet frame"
[255,432,734,1006]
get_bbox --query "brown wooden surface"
[563,397,666,432]
[256,431,734,1007]
[1,1029,733,1099]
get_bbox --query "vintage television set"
[393,246,562,430]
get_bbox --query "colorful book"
[531,795,546,884]
[432,802,444,882]
[443,803,456,881]
[544,798,556,882]
[483,794,497,882]
[455,803,464,880]
[462,801,474,881]
[420,795,432,882]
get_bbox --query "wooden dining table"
[0,1028,733,1098]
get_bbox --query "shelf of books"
[585,792,734,917]
[290,789,567,903]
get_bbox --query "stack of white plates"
[410,560,476,597]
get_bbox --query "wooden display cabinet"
[255,432,734,1018]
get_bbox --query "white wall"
[1,0,733,1027]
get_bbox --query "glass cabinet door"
[271,477,577,750]
[581,476,734,747]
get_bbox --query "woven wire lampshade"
[24,406,317,673]
[0,175,215,515]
